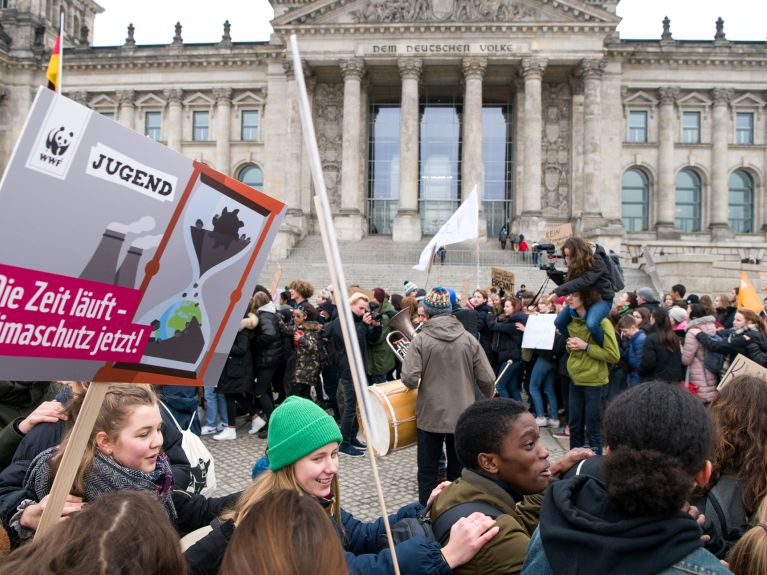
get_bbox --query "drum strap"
[432,501,503,544]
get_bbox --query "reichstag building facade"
[1,0,766,256]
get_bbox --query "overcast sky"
[92,0,766,46]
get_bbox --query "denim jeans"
[554,299,613,346]
[416,429,462,505]
[496,360,523,401]
[338,377,359,444]
[530,358,558,419]
[204,387,227,428]
[568,384,606,455]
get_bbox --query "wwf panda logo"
[45,126,74,157]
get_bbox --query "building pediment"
[272,0,620,28]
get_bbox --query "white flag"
[413,187,479,271]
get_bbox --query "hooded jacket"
[565,317,620,386]
[401,315,494,433]
[288,320,322,386]
[522,475,728,575]
[681,315,719,402]
[487,311,527,363]
[252,302,287,369]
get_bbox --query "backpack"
[703,334,725,379]
[376,501,502,550]
[159,401,217,497]
[598,246,625,292]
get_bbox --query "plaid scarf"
[24,446,176,520]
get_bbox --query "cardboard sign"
[0,89,285,386]
[521,314,556,350]
[491,267,515,294]
[544,223,573,248]
[717,353,767,390]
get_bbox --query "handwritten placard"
[544,223,573,249]
[717,354,767,390]
[491,267,515,294]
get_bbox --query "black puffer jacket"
[487,311,527,363]
[474,302,494,362]
[252,304,286,370]
[552,245,615,302]
[217,329,254,395]
[637,332,682,383]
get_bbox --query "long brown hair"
[562,237,594,282]
[221,490,347,575]
[708,375,767,515]
[0,491,185,575]
[651,307,680,352]
[738,308,767,334]
[50,384,158,495]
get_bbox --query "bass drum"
[364,381,418,456]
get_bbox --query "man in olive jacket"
[431,399,592,575]
[402,286,495,505]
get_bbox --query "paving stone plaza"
[206,413,568,522]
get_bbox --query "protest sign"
[0,89,285,386]
[491,267,515,294]
[544,223,573,248]
[717,353,767,390]
[521,314,556,350]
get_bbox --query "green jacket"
[431,469,543,575]
[566,317,620,386]
[366,299,397,377]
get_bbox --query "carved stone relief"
[541,82,571,216]
[351,0,538,24]
[314,82,344,212]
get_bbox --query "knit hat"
[424,286,452,316]
[686,294,700,305]
[373,287,387,304]
[446,287,458,307]
[267,397,343,471]
[403,280,418,297]
[668,306,688,325]
[636,287,656,302]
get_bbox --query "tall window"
[237,164,263,189]
[367,104,400,235]
[675,169,702,232]
[144,111,161,141]
[621,169,649,232]
[1,0,11,9]
[682,112,700,144]
[482,103,513,236]
[736,112,754,145]
[729,170,754,233]
[193,111,209,141]
[628,111,647,143]
[241,110,260,141]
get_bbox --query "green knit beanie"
[267,397,343,471]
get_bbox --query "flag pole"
[58,11,64,94]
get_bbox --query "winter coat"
[0,382,54,429]
[217,329,254,395]
[552,246,615,302]
[288,320,322,386]
[487,311,527,363]
[332,312,382,381]
[565,317,620,386]
[619,330,646,386]
[637,332,683,383]
[691,472,753,559]
[681,316,719,402]
[453,305,479,339]
[184,502,452,575]
[697,324,767,368]
[252,303,286,369]
[366,299,397,378]
[431,469,543,575]
[716,307,736,330]
[401,315,494,433]
[474,302,494,362]
[522,475,729,575]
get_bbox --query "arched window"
[237,164,263,189]
[621,168,649,232]
[675,169,702,232]
[728,170,754,233]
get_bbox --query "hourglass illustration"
[101,164,283,384]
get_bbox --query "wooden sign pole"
[35,382,110,538]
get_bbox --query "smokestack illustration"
[115,234,163,289]
[80,229,126,284]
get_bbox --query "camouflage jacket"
[289,321,322,386]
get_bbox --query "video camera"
[534,243,558,271]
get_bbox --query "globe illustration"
[153,299,202,340]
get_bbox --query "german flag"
[46,33,61,92]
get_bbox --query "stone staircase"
[256,235,653,298]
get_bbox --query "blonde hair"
[728,497,767,575]
[51,384,158,495]
[226,466,343,533]
[348,292,369,306]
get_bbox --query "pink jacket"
[682,316,719,403]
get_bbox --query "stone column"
[213,88,232,175]
[164,89,183,152]
[580,59,606,224]
[282,59,307,230]
[462,57,487,235]
[336,57,366,240]
[710,88,734,239]
[519,57,546,231]
[393,57,423,242]
[656,87,679,238]
[117,90,135,131]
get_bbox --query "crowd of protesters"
[0,236,766,574]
